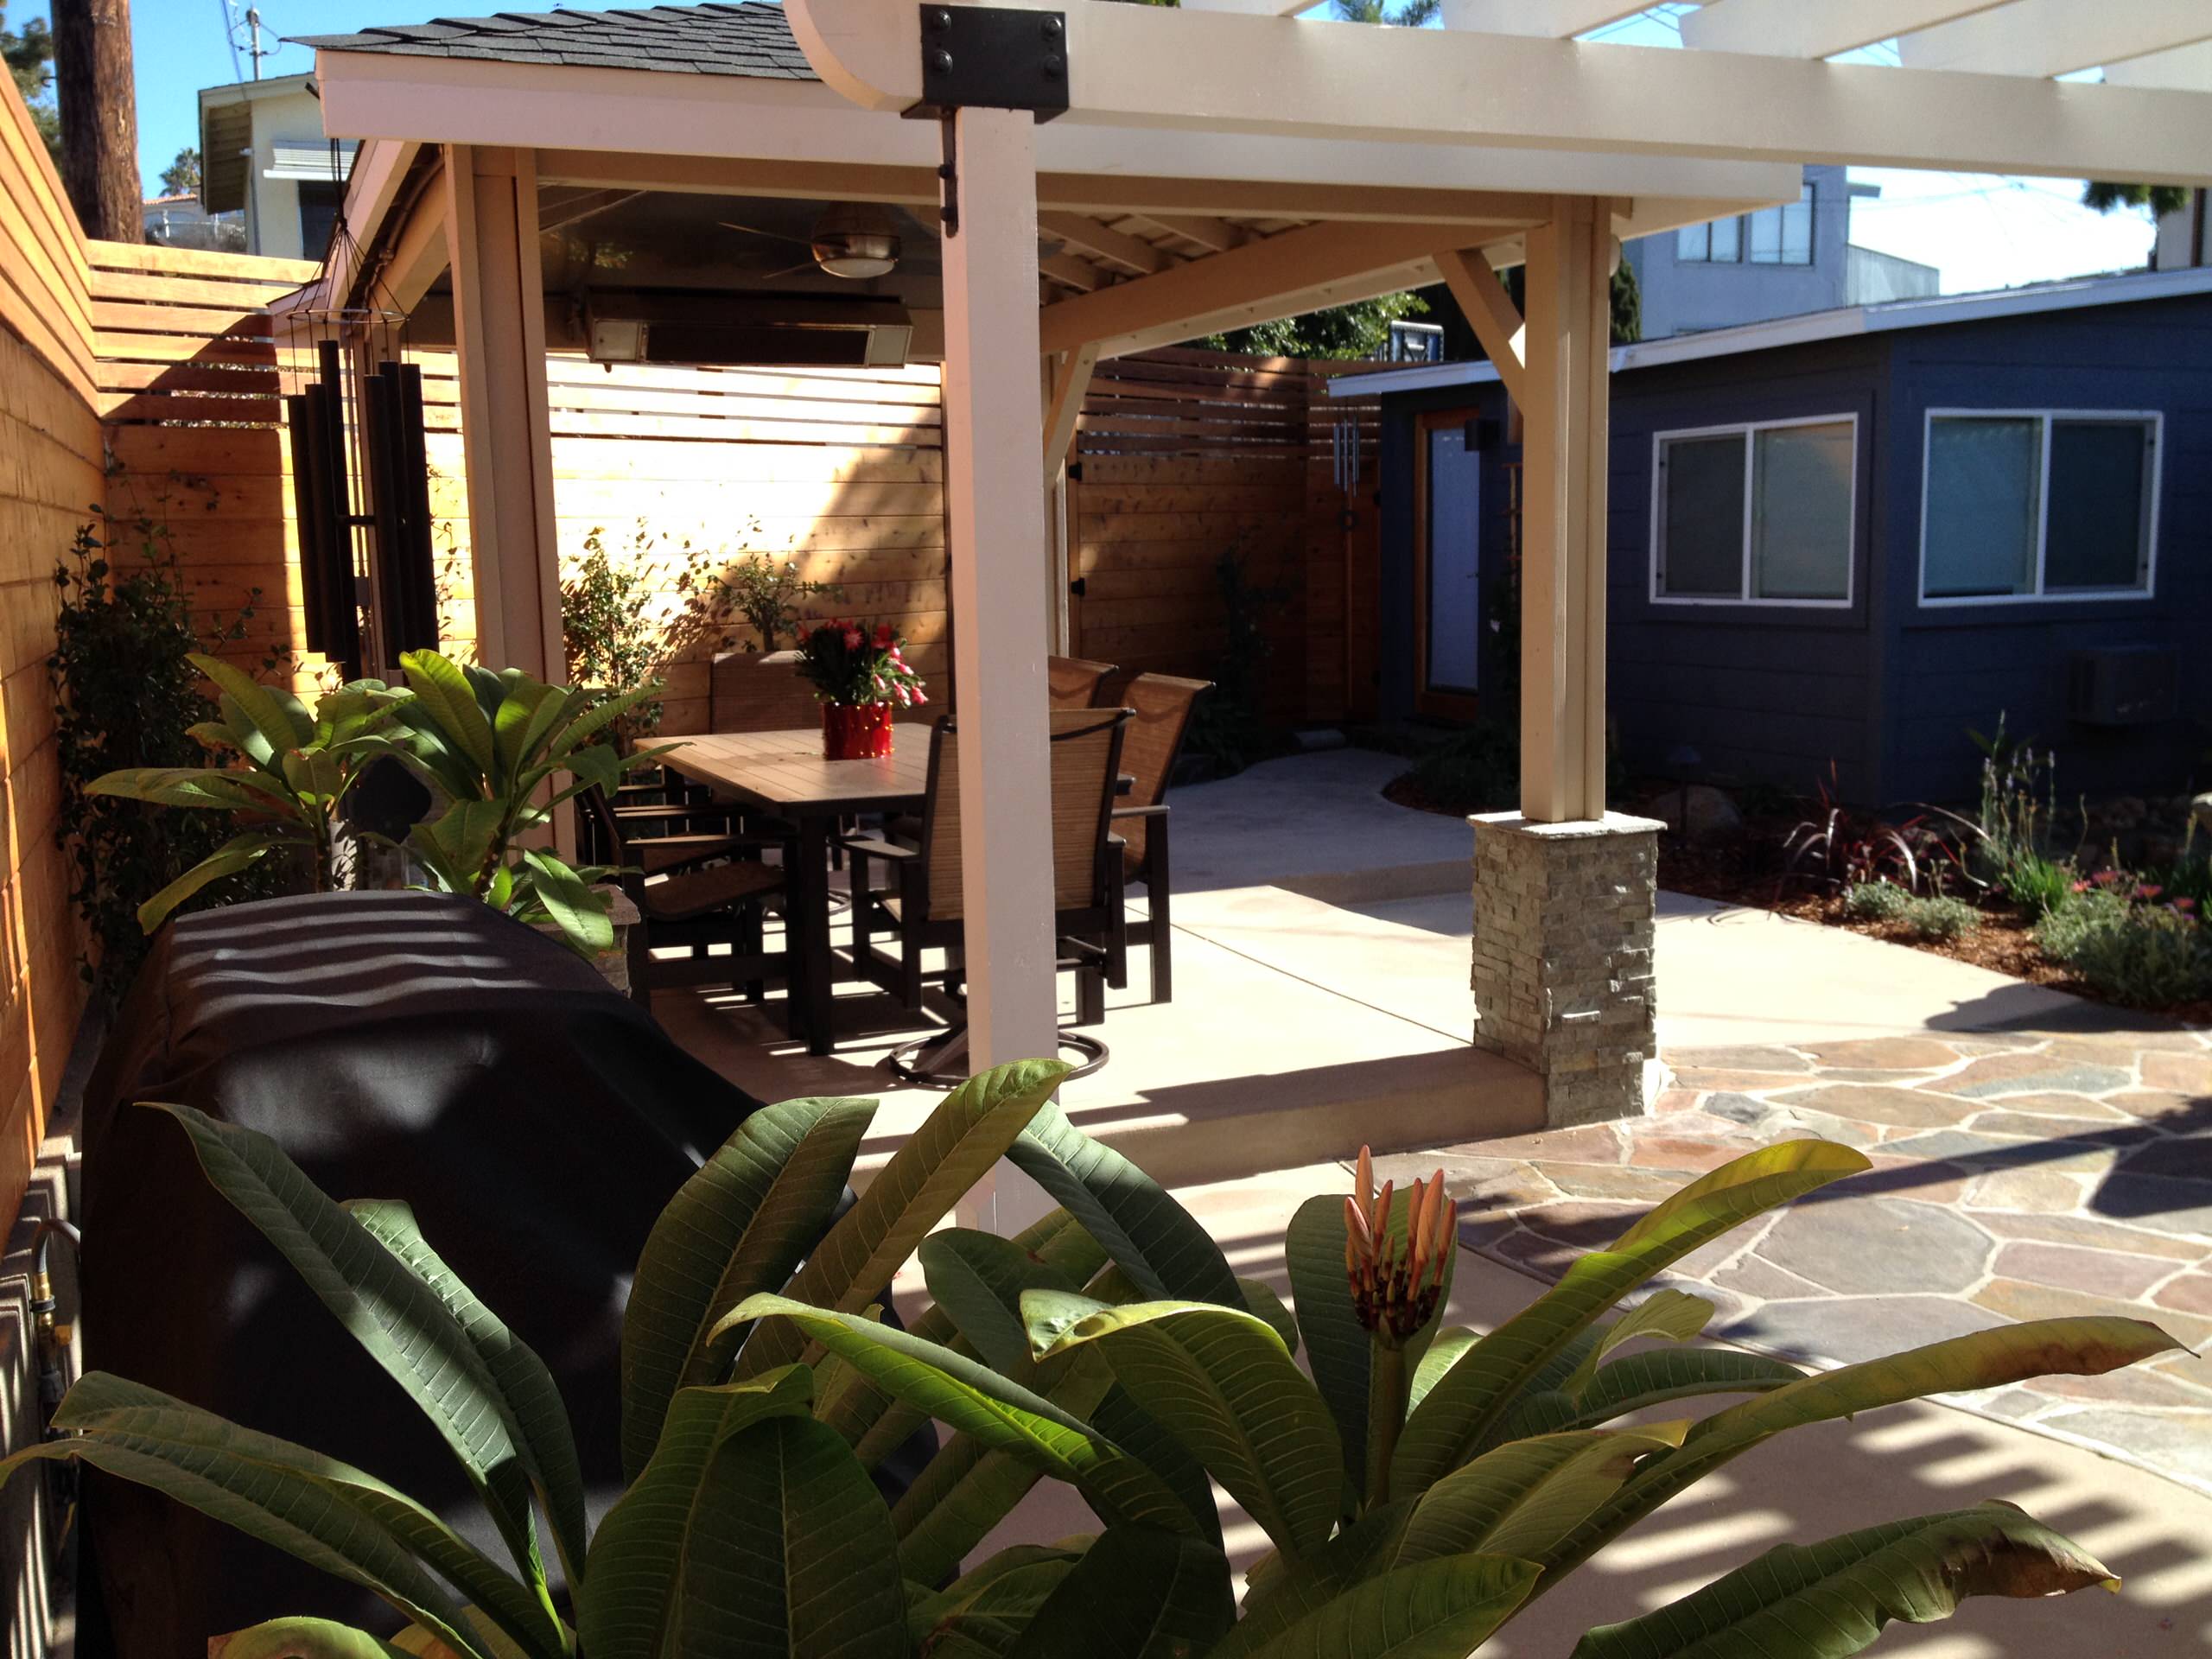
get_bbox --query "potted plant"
[709,552,846,733]
[795,618,926,759]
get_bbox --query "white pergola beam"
[1440,0,1655,37]
[1037,218,1529,358]
[1434,246,1526,404]
[1681,0,2010,60]
[940,105,1060,1074]
[1898,0,2212,79]
[2105,41,2212,90]
[786,0,2212,187]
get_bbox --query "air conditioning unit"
[2066,645,2177,727]
[582,290,912,369]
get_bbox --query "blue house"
[1341,267,2212,806]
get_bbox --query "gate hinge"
[906,5,1070,123]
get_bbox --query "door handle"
[1069,576,1088,598]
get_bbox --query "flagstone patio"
[1373,1025,2212,1497]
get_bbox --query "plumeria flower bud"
[1344,1144,1453,1347]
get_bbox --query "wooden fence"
[1068,348,1380,721]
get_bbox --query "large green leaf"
[194,651,315,752]
[1026,1294,1342,1560]
[1006,1099,1240,1306]
[1284,1194,1371,1489]
[3,1380,487,1659]
[921,1228,1090,1382]
[732,1295,1201,1537]
[906,1545,1085,1659]
[1562,1290,1712,1392]
[1393,1142,1868,1496]
[89,766,290,812]
[49,1374,563,1659]
[1408,1329,1475,1415]
[518,850,613,951]
[1004,1526,1234,1658]
[402,650,500,778]
[1235,1554,1539,1659]
[1546,1316,2180,1588]
[1570,1501,2119,1658]
[578,1370,817,1659]
[136,831,283,931]
[736,1060,1070,1378]
[143,1103,549,1587]
[345,1201,588,1592]
[660,1413,907,1659]
[212,1618,414,1659]
[1394,1427,1683,1572]
[831,1208,1099,1468]
[892,1347,1117,1587]
[1497,1347,1804,1445]
[622,1096,876,1479]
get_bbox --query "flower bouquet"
[794,619,927,759]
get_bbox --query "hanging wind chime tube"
[280,156,436,679]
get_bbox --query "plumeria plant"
[4,1068,2178,1659]
[793,617,927,709]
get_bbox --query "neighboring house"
[141,192,245,252]
[1622,165,1939,340]
[198,73,357,260]
[1341,267,2212,806]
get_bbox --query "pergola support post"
[443,143,563,686]
[1470,196,1658,1128]
[941,105,1061,1073]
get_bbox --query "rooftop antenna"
[223,1,272,81]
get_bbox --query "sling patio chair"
[1108,672,1211,1004]
[582,785,791,1008]
[843,706,1130,1081]
[1047,654,1118,709]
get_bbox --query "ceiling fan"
[717,204,902,280]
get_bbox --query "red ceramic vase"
[822,701,894,760]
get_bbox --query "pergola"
[297,0,2212,1098]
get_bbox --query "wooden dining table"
[659,723,931,1055]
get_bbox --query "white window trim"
[1916,408,2163,607]
[1648,412,1859,610]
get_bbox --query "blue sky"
[121,1,2159,295]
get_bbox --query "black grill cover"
[77,890,766,1656]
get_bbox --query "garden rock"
[1643,783,1742,841]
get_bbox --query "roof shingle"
[292,2,819,81]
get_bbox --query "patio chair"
[1048,654,1118,708]
[843,706,1130,1079]
[582,786,790,1007]
[1109,673,1211,1004]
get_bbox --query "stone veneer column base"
[1469,811,1663,1128]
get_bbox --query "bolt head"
[931,46,954,72]
[927,8,952,30]
[1040,15,1063,37]
[1042,51,1064,77]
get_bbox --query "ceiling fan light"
[812,230,899,279]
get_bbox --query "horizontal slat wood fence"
[1069,348,1381,721]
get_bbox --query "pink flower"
[874,623,895,649]
[913,690,929,705]
[842,627,864,652]
[2093,869,2123,887]
[796,625,811,645]
[2138,885,2164,901]
[2175,897,2197,913]
[2070,880,2092,893]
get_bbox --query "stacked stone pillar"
[1469,811,1662,1127]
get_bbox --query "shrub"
[1403,717,1520,813]
[49,509,287,1003]
[2037,887,2212,1007]
[1903,894,1981,942]
[1844,880,1911,922]
[7,1061,2177,1659]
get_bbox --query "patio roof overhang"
[294,0,2212,1082]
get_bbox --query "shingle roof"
[292,3,819,80]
